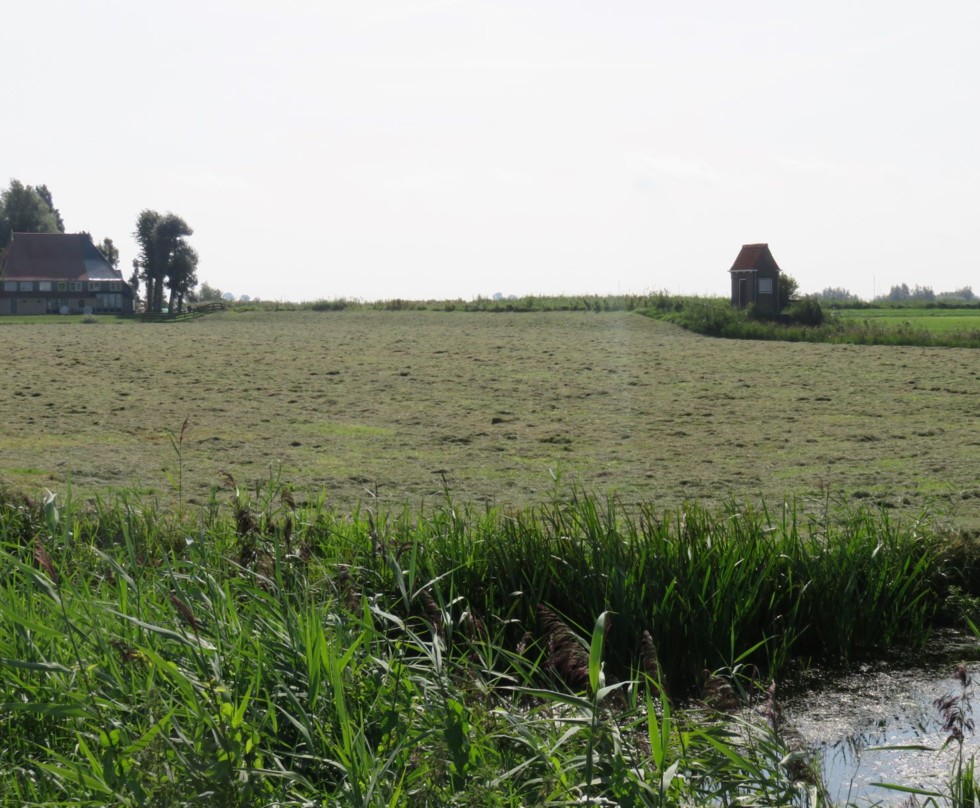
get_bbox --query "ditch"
[780,630,980,804]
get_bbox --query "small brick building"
[729,243,781,315]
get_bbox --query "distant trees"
[197,281,223,301]
[96,237,119,269]
[818,286,860,303]
[881,283,935,303]
[938,286,976,303]
[133,210,199,315]
[0,179,64,252]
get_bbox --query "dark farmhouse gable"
[729,243,781,314]
[0,232,133,315]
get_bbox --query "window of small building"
[58,282,67,291]
[39,281,52,292]
[758,278,773,294]
[69,281,83,292]
[110,281,121,291]
[2,281,16,292]
[19,281,33,292]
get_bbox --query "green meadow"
[836,307,980,333]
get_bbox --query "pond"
[780,632,980,805]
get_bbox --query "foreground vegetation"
[2,482,979,805]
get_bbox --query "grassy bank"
[643,298,980,348]
[2,484,975,805]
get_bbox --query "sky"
[4,0,978,302]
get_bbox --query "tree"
[819,286,860,303]
[128,260,141,307]
[938,286,976,302]
[35,185,65,232]
[0,179,63,251]
[132,210,199,315]
[165,241,198,313]
[778,274,799,312]
[97,237,119,269]
[882,283,936,303]
[197,281,223,301]
[885,283,909,302]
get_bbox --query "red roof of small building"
[729,243,782,274]
[1,233,124,282]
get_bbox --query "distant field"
[836,307,980,333]
[1,310,978,528]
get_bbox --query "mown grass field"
[1,309,978,527]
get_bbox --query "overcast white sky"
[4,0,978,302]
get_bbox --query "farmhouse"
[0,232,133,315]
[729,243,781,315]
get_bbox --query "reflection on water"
[780,633,980,805]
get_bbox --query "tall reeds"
[0,483,962,804]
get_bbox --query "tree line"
[0,179,198,315]
[819,284,976,305]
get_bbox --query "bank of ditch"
[2,482,980,804]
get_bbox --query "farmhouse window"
[758,278,773,294]
[58,282,67,291]
[109,281,121,291]
[69,282,82,292]
[19,281,33,292]
[2,281,16,292]
[39,282,52,291]
[89,281,100,291]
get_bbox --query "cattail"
[461,610,487,641]
[640,630,662,683]
[538,605,590,691]
[33,538,57,583]
[171,594,200,633]
[515,630,534,657]
[421,591,443,636]
[762,679,782,732]
[233,500,258,540]
[702,669,740,712]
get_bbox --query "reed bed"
[0,483,971,805]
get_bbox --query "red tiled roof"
[1,233,124,282]
[729,243,782,273]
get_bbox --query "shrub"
[786,296,824,326]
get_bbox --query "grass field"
[1,309,978,528]
[836,307,980,333]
